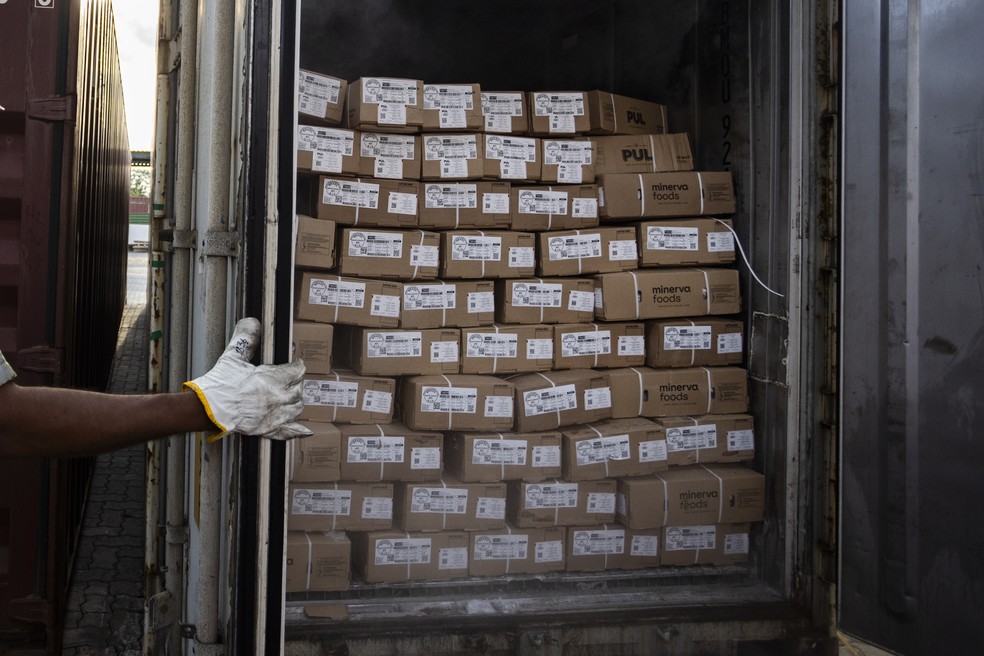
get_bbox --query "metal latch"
[202,230,241,258]
[16,346,64,374]
[27,94,76,122]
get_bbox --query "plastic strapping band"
[638,174,646,217]
[440,479,448,530]
[478,229,487,278]
[535,371,561,427]
[495,432,506,479]
[702,465,725,524]
[648,135,657,172]
[405,531,412,580]
[687,318,697,367]
[441,374,454,431]
[441,281,448,327]
[330,483,338,531]
[332,278,341,324]
[353,178,361,225]
[290,440,298,482]
[610,93,618,133]
[702,367,713,414]
[331,372,340,422]
[552,479,561,525]
[692,417,701,464]
[697,268,712,315]
[585,423,609,478]
[454,184,461,228]
[376,425,387,480]
[659,474,669,527]
[505,524,513,574]
[547,186,554,231]
[536,277,545,324]
[629,271,641,320]
[492,325,500,374]
[410,230,425,280]
[575,229,582,275]
[696,172,705,215]
[592,323,600,368]
[305,533,313,591]
[630,367,645,416]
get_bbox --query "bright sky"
[113,0,159,151]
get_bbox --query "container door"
[840,1,984,653]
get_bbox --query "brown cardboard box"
[284,531,351,593]
[295,272,401,328]
[332,326,460,377]
[565,524,626,572]
[469,525,566,576]
[481,134,542,182]
[400,374,515,432]
[604,366,748,418]
[294,215,336,270]
[593,268,742,321]
[445,431,563,482]
[422,83,483,131]
[299,371,396,425]
[495,278,596,325]
[316,176,419,228]
[400,280,495,329]
[615,475,665,529]
[511,185,600,231]
[660,523,751,566]
[637,218,736,267]
[292,320,333,374]
[659,414,755,466]
[507,369,612,432]
[597,171,736,219]
[586,91,668,135]
[421,134,484,180]
[481,91,528,134]
[338,423,443,482]
[345,77,424,133]
[609,525,662,570]
[552,322,645,370]
[337,227,440,281]
[561,417,668,482]
[395,476,508,532]
[460,324,554,375]
[287,482,393,532]
[588,133,694,175]
[418,181,511,230]
[536,227,638,276]
[440,230,536,279]
[298,70,347,126]
[287,422,341,483]
[351,530,470,583]
[358,132,421,180]
[646,318,744,368]
[508,479,617,528]
[527,91,590,136]
[540,139,596,184]
[297,125,360,176]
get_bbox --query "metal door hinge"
[27,94,75,122]
[202,230,241,257]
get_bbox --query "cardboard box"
[459,324,554,375]
[445,431,563,482]
[299,371,396,425]
[588,133,694,175]
[565,525,626,572]
[560,417,668,482]
[421,133,484,180]
[439,230,536,279]
[287,422,341,483]
[608,525,662,570]
[358,132,421,180]
[597,171,736,219]
[552,322,645,370]
[586,91,669,136]
[481,91,528,134]
[338,423,443,482]
[507,369,612,432]
[508,479,617,528]
[291,320,333,375]
[637,218,736,267]
[351,530,470,583]
[284,531,351,593]
[345,77,424,133]
[287,482,393,532]
[332,326,460,376]
[660,523,751,566]
[395,476,508,531]
[400,280,495,329]
[481,134,542,182]
[540,139,595,184]
[593,268,742,321]
[422,83,483,131]
[537,226,637,277]
[495,278,596,325]
[316,176,419,228]
[469,525,566,576]
[511,185,600,231]
[604,366,749,418]
[418,181,511,230]
[645,318,744,368]
[294,215,336,270]
[337,228,440,281]
[658,414,756,466]
[295,272,401,328]
[297,125,360,176]
[298,70,347,126]
[527,91,590,136]
[400,374,515,432]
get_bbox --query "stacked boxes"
[289,69,760,588]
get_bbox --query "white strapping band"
[494,432,506,479]
[375,424,387,480]
[304,533,314,591]
[405,531,412,580]
[546,186,555,230]
[696,171,705,215]
[504,524,513,574]
[453,183,461,228]
[691,417,701,464]
[410,230,425,280]
[702,367,713,414]
[629,270,641,320]
[647,135,657,172]
[609,93,618,133]
[630,367,645,416]
[701,464,726,524]
[638,174,646,217]
[658,474,669,527]
[693,268,712,315]
[441,374,454,431]
[585,423,609,478]
[535,371,561,427]
[353,178,361,225]
[331,371,340,422]
[478,229,487,278]
[329,482,339,531]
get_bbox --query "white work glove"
[184,318,313,442]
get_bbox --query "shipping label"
[575,434,630,466]
[472,439,528,466]
[374,537,431,566]
[361,133,415,159]
[376,102,408,126]
[484,396,514,418]
[366,331,422,358]
[517,189,567,215]
[512,282,563,308]
[609,240,639,261]
[707,231,736,252]
[524,482,578,509]
[466,332,518,358]
[483,191,511,214]
[404,284,456,311]
[498,158,528,180]
[410,447,442,470]
[586,492,617,514]
[348,231,403,258]
[450,235,502,261]
[485,135,538,162]
[362,78,417,105]
[727,428,755,452]
[663,325,712,350]
[424,84,474,110]
[631,535,660,557]
[548,233,602,261]
[535,539,564,563]
[322,179,379,209]
[411,487,468,514]
[665,425,718,452]
[298,71,341,116]
[361,390,393,414]
[429,341,459,363]
[374,156,405,179]
[387,192,418,216]
[424,134,478,161]
[473,534,528,561]
[420,386,478,414]
[531,445,561,468]
[481,92,524,132]
[467,291,495,313]
[424,183,477,209]
[639,439,668,463]
[523,383,577,416]
[526,338,554,360]
[346,435,405,464]
[369,294,400,318]
[362,496,393,520]
[618,335,645,356]
[647,225,699,251]
[475,497,507,520]
[664,525,716,551]
[560,330,611,357]
[717,332,743,354]
[543,140,592,165]
[724,532,750,555]
[508,246,535,268]
[308,279,365,308]
[438,547,469,570]
[583,387,612,411]
[291,488,351,516]
[302,379,357,408]
[572,529,624,556]
[571,197,598,218]
[555,164,584,184]
[410,244,439,268]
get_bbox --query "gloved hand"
[184,318,312,442]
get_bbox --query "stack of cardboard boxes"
[286,70,763,591]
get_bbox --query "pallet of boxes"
[285,70,764,593]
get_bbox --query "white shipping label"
[523,383,577,416]
[322,179,379,209]
[664,525,717,551]
[472,439,528,466]
[517,190,568,215]
[302,380,357,408]
[548,234,602,261]
[616,492,627,516]
[374,537,431,566]
[513,283,563,308]
[543,140,593,165]
[347,435,404,464]
[665,425,718,452]
[571,197,599,218]
[531,445,561,468]
[707,231,736,252]
[483,192,510,214]
[410,245,439,268]
[298,71,341,115]
[411,487,468,514]
[575,435,630,466]
[438,547,469,570]
[609,240,639,261]
[291,488,351,516]
[572,529,624,556]
[508,246,535,268]
[484,396,514,418]
[388,192,418,216]
[724,532,750,555]
[311,150,344,174]
[440,158,469,179]
[524,483,578,509]
[308,279,365,308]
[647,226,699,251]
[568,291,596,313]
[475,497,507,520]
[430,341,460,363]
[370,294,401,318]
[639,439,669,463]
[423,84,474,110]
[474,534,528,561]
[727,429,755,452]
[556,164,584,184]
[618,335,645,356]
[362,78,417,105]
[374,156,405,180]
[482,92,524,133]
[584,387,612,411]
[439,108,468,129]
[526,338,554,360]
[533,92,585,116]
[586,493,617,515]
[298,127,354,156]
[466,333,518,358]
[361,390,393,414]
[348,231,403,258]
[424,183,478,210]
[631,535,660,557]
[450,235,502,261]
[361,133,415,160]
[362,496,393,520]
[560,330,611,357]
[366,332,422,358]
[594,288,604,309]
[410,447,442,470]
[467,291,495,314]
[424,135,478,161]
[420,386,477,414]
[486,135,538,163]
[377,102,408,126]
[664,325,713,350]
[717,332,744,354]
[499,159,528,180]
[535,539,564,563]
[404,285,456,311]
